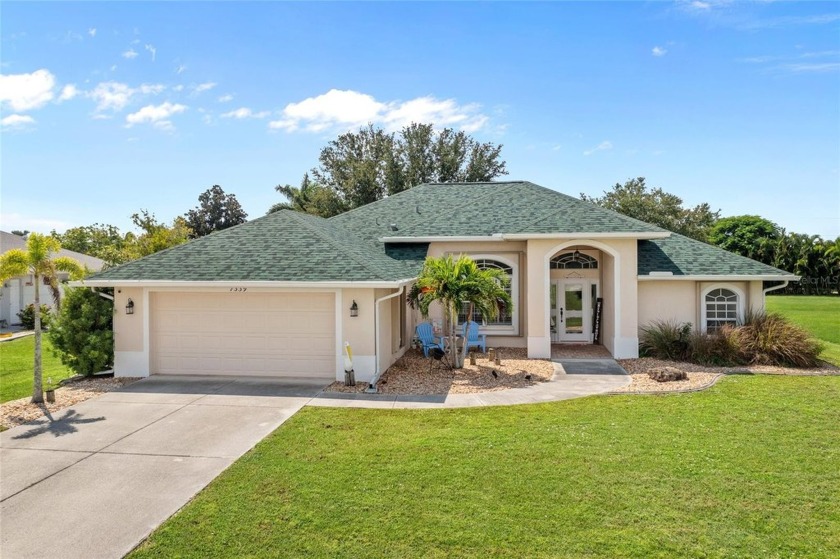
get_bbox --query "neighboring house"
[81,182,797,382]
[0,231,107,326]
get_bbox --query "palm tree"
[408,254,512,368]
[0,233,85,403]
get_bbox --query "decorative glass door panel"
[555,279,596,342]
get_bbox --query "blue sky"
[2,1,838,239]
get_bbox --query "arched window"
[457,257,517,332]
[702,287,742,332]
[550,251,598,269]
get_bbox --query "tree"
[268,173,347,217]
[275,123,508,216]
[11,230,29,237]
[407,255,512,368]
[128,210,192,259]
[581,177,719,241]
[184,185,248,238]
[708,215,782,262]
[52,223,132,266]
[0,233,85,403]
[49,287,114,376]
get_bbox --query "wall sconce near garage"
[126,298,135,315]
[350,300,358,317]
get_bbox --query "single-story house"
[81,181,797,382]
[0,231,107,326]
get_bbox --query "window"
[703,287,741,332]
[456,257,518,333]
[550,252,598,269]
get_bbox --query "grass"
[0,335,73,403]
[766,295,840,366]
[131,375,840,558]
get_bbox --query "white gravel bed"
[1,377,141,430]
[325,347,555,395]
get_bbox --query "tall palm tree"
[0,233,85,403]
[408,255,512,368]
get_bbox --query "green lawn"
[766,295,840,365]
[131,375,840,558]
[0,336,73,403]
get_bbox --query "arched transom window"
[550,252,598,269]
[457,258,515,329]
[704,288,739,332]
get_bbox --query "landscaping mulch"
[0,377,141,430]
[613,357,839,394]
[325,347,555,395]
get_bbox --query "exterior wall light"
[126,298,135,315]
[350,300,358,317]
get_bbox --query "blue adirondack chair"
[463,320,487,353]
[416,322,444,357]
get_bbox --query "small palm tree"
[0,233,85,403]
[408,254,512,368]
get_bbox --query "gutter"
[763,280,789,298]
[70,279,417,289]
[638,274,800,282]
[368,285,405,393]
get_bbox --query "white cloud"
[122,49,138,59]
[1,114,35,128]
[145,44,156,61]
[690,1,710,9]
[0,69,56,111]
[126,101,187,131]
[269,89,489,133]
[192,82,217,94]
[221,107,270,119]
[173,85,184,92]
[88,28,97,37]
[86,82,163,114]
[583,140,613,156]
[652,46,668,57]
[110,64,117,72]
[218,94,234,103]
[176,64,187,75]
[0,212,74,233]
[781,62,840,73]
[58,84,79,102]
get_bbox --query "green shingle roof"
[89,181,795,283]
[638,233,792,277]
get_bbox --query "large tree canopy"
[272,123,507,217]
[184,185,248,238]
[581,177,720,242]
[708,215,782,262]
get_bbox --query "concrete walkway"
[309,360,630,409]
[0,376,327,559]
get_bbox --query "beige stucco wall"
[113,287,146,376]
[638,281,698,330]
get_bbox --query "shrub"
[639,320,692,361]
[17,304,52,330]
[49,288,114,376]
[688,326,744,367]
[737,310,823,368]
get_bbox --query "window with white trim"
[550,252,598,269]
[703,287,740,332]
[456,257,518,333]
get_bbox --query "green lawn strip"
[131,375,840,559]
[0,336,72,403]
[766,296,840,365]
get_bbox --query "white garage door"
[150,292,335,377]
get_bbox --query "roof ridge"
[286,211,397,280]
[523,182,670,234]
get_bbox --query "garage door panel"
[151,292,335,377]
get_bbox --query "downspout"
[762,280,789,301]
[367,285,405,393]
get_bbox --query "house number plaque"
[229,287,248,292]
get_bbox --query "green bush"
[17,304,52,330]
[688,326,744,367]
[49,288,114,376]
[639,320,692,360]
[737,310,823,368]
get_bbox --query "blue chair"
[463,320,487,353]
[416,322,444,357]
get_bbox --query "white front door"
[553,279,597,343]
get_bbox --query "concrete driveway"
[0,375,328,559]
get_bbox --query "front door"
[553,279,597,343]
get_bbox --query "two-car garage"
[149,291,336,378]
